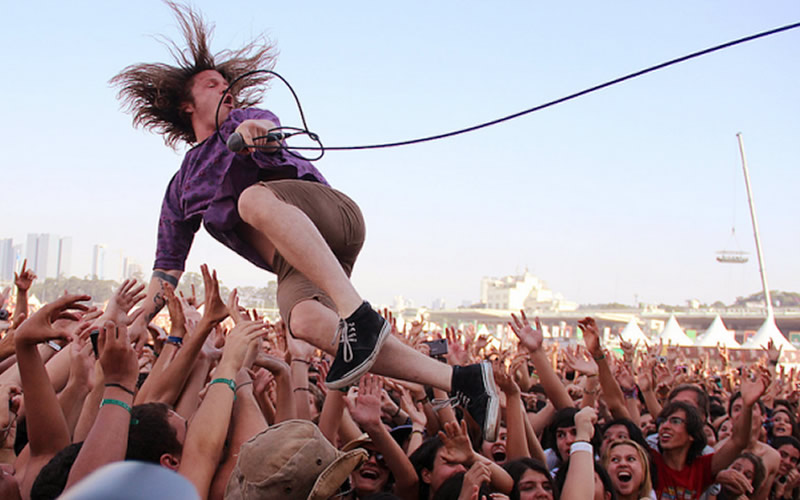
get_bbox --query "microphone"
[226,132,290,153]
[226,132,246,152]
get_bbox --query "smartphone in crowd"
[422,338,448,357]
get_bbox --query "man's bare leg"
[238,185,362,318]
[290,300,453,391]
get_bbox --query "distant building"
[479,271,577,311]
[92,244,107,280]
[0,239,14,281]
[25,233,72,279]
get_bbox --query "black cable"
[218,20,800,156]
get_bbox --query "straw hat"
[225,419,367,500]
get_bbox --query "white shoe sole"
[480,361,500,442]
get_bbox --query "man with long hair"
[113,1,498,440]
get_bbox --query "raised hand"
[97,319,138,388]
[200,264,228,325]
[493,359,520,396]
[104,279,146,325]
[219,320,268,371]
[714,467,753,496]
[164,283,187,340]
[445,327,470,366]
[15,294,90,346]
[574,406,597,441]
[564,346,598,377]
[438,420,476,466]
[226,288,249,326]
[763,339,782,364]
[397,386,427,427]
[462,462,491,497]
[741,367,771,406]
[509,310,543,353]
[14,259,36,292]
[344,373,383,430]
[577,317,602,358]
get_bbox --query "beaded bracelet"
[100,398,132,413]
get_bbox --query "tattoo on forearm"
[152,270,179,288]
[145,292,166,324]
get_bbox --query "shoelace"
[333,318,358,363]
[432,391,471,411]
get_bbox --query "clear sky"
[2,1,798,308]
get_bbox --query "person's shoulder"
[233,107,278,121]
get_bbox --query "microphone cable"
[216,20,800,161]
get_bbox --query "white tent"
[618,318,649,345]
[695,315,740,348]
[742,315,796,351]
[657,315,694,346]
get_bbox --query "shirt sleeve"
[153,173,200,271]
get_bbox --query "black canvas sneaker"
[325,301,390,390]
[449,361,500,442]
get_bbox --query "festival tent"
[618,318,649,345]
[742,314,796,351]
[695,315,740,348]
[656,315,694,346]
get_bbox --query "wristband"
[166,336,183,346]
[293,387,312,392]
[100,398,132,413]
[47,340,62,352]
[105,383,136,397]
[769,359,779,366]
[291,359,311,365]
[210,378,237,400]
[391,406,401,418]
[235,381,254,392]
[623,387,639,400]
[570,441,593,455]
[592,351,605,361]
[410,429,425,438]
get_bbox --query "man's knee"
[238,184,278,224]
[289,300,338,350]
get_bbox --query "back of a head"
[30,442,83,500]
[58,461,198,500]
[126,403,182,464]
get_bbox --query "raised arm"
[178,319,268,499]
[579,317,631,420]
[346,374,419,498]
[128,269,183,351]
[65,319,139,490]
[138,266,228,406]
[13,259,36,323]
[560,407,597,500]
[712,368,770,475]
[509,311,573,410]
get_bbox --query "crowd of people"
[4,2,798,499]
[0,262,798,500]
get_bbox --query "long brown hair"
[110,1,278,148]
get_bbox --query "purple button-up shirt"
[154,108,328,273]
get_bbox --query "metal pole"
[736,133,774,318]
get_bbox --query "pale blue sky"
[2,1,798,308]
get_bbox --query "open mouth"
[617,472,632,483]
[223,94,234,107]
[359,469,380,480]
[492,450,507,463]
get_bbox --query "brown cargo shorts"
[260,179,365,325]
